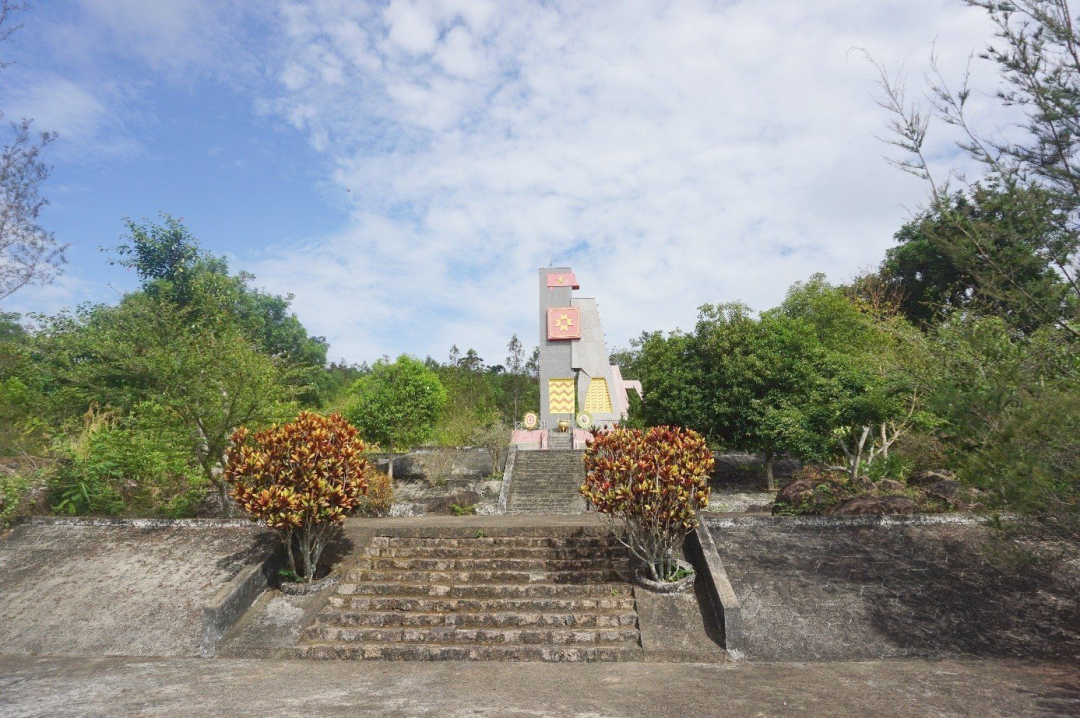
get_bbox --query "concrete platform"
[0,518,277,657]
[0,655,1075,717]
[710,515,1080,662]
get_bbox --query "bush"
[581,426,713,582]
[865,453,913,482]
[355,469,393,517]
[225,412,370,582]
[47,403,206,517]
[0,472,29,528]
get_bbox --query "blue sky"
[0,0,998,364]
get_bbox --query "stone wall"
[370,447,506,516]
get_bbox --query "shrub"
[0,472,29,528]
[355,469,393,517]
[47,403,205,517]
[865,453,913,482]
[581,426,714,582]
[225,412,370,582]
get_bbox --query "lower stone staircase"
[507,450,587,514]
[295,533,642,661]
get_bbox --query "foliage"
[0,470,28,528]
[624,306,831,488]
[865,453,913,483]
[869,1,1080,339]
[581,426,713,582]
[469,419,510,475]
[110,214,329,374]
[450,502,478,516]
[355,469,393,518]
[36,290,299,514]
[0,118,65,303]
[225,412,370,582]
[880,188,1072,331]
[344,355,446,459]
[46,403,206,517]
[625,281,931,485]
[920,316,1079,533]
[434,353,500,445]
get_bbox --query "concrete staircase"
[547,429,573,450]
[507,450,587,514]
[295,534,642,661]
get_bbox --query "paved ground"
[0,519,275,657]
[711,517,1080,662]
[0,655,1076,717]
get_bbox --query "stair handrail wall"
[497,444,517,514]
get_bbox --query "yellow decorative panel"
[584,378,613,414]
[548,378,575,414]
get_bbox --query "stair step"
[294,643,644,662]
[315,610,639,629]
[335,582,635,599]
[327,595,637,613]
[344,569,631,584]
[354,557,626,571]
[370,536,614,549]
[363,546,626,560]
[303,626,641,645]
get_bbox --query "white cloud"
[2,274,101,319]
[243,0,1009,364]
[69,0,267,77]
[0,75,141,159]
[6,0,1012,366]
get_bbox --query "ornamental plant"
[581,426,714,582]
[225,412,370,583]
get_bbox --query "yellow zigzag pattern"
[548,379,575,414]
[584,378,613,414]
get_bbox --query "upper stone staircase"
[507,449,587,514]
[294,533,642,661]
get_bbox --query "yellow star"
[556,276,566,285]
[555,313,575,332]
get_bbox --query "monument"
[536,267,642,440]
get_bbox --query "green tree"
[879,187,1073,331]
[776,275,932,479]
[923,316,1079,533]
[36,291,298,514]
[870,0,1080,339]
[505,333,527,421]
[343,355,447,476]
[111,214,329,376]
[629,304,832,489]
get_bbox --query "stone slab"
[215,589,330,658]
[635,584,726,663]
[0,519,276,657]
[709,517,1080,662]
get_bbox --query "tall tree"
[870,0,1080,339]
[505,333,526,420]
[111,215,328,373]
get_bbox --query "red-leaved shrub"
[581,426,713,582]
[225,412,369,582]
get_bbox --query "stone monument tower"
[537,267,642,434]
